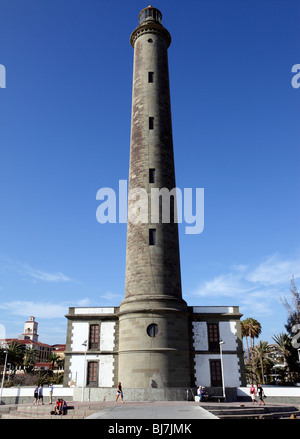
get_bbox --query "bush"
[12,373,37,387]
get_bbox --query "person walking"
[250,384,257,404]
[33,385,39,405]
[38,384,44,405]
[115,382,124,404]
[257,384,266,406]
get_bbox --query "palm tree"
[56,357,65,370]
[248,318,262,351]
[7,341,24,371]
[47,353,59,370]
[241,320,250,360]
[0,346,7,365]
[272,332,294,381]
[241,318,262,360]
[252,341,273,384]
[24,347,37,373]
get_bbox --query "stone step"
[16,406,97,414]
[2,412,87,419]
[217,410,300,420]
[208,406,299,416]
[203,404,300,419]
[0,402,104,419]
[264,410,300,419]
[2,408,100,419]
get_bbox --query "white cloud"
[194,272,249,297]
[0,323,6,339]
[76,298,91,307]
[246,254,300,286]
[0,255,74,283]
[24,267,72,282]
[0,301,68,319]
[99,291,123,302]
[189,254,300,318]
[0,297,103,321]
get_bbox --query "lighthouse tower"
[118,6,191,389]
[63,5,246,399]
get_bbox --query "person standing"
[115,382,124,404]
[49,383,53,404]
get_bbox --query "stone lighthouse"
[64,6,245,400]
[118,5,191,389]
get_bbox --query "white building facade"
[64,305,245,399]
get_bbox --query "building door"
[87,361,98,386]
[210,360,222,387]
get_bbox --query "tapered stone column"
[118,6,191,389]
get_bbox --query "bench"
[195,395,225,403]
[207,395,225,403]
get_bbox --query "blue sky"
[0,0,299,345]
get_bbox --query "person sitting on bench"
[53,398,67,415]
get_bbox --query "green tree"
[281,277,300,334]
[279,277,300,380]
[241,318,262,360]
[24,347,37,373]
[0,346,7,365]
[47,353,59,370]
[272,332,297,381]
[241,320,250,360]
[56,357,65,370]
[7,341,24,371]
[252,341,273,384]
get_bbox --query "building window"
[210,360,222,387]
[147,323,159,337]
[149,117,154,130]
[149,228,156,245]
[149,168,155,183]
[89,324,100,349]
[207,323,219,351]
[148,72,154,83]
[87,361,98,386]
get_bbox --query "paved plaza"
[86,401,219,419]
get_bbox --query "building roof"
[0,338,53,348]
[51,344,66,352]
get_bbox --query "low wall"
[237,386,300,405]
[74,387,194,402]
[0,385,73,405]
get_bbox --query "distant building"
[0,316,66,365]
[19,316,39,343]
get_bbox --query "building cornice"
[130,22,171,48]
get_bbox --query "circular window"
[147,323,159,337]
[148,38,153,43]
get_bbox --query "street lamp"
[0,348,8,405]
[81,340,87,402]
[219,339,226,401]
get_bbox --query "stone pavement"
[86,401,219,419]
[2,400,298,420]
